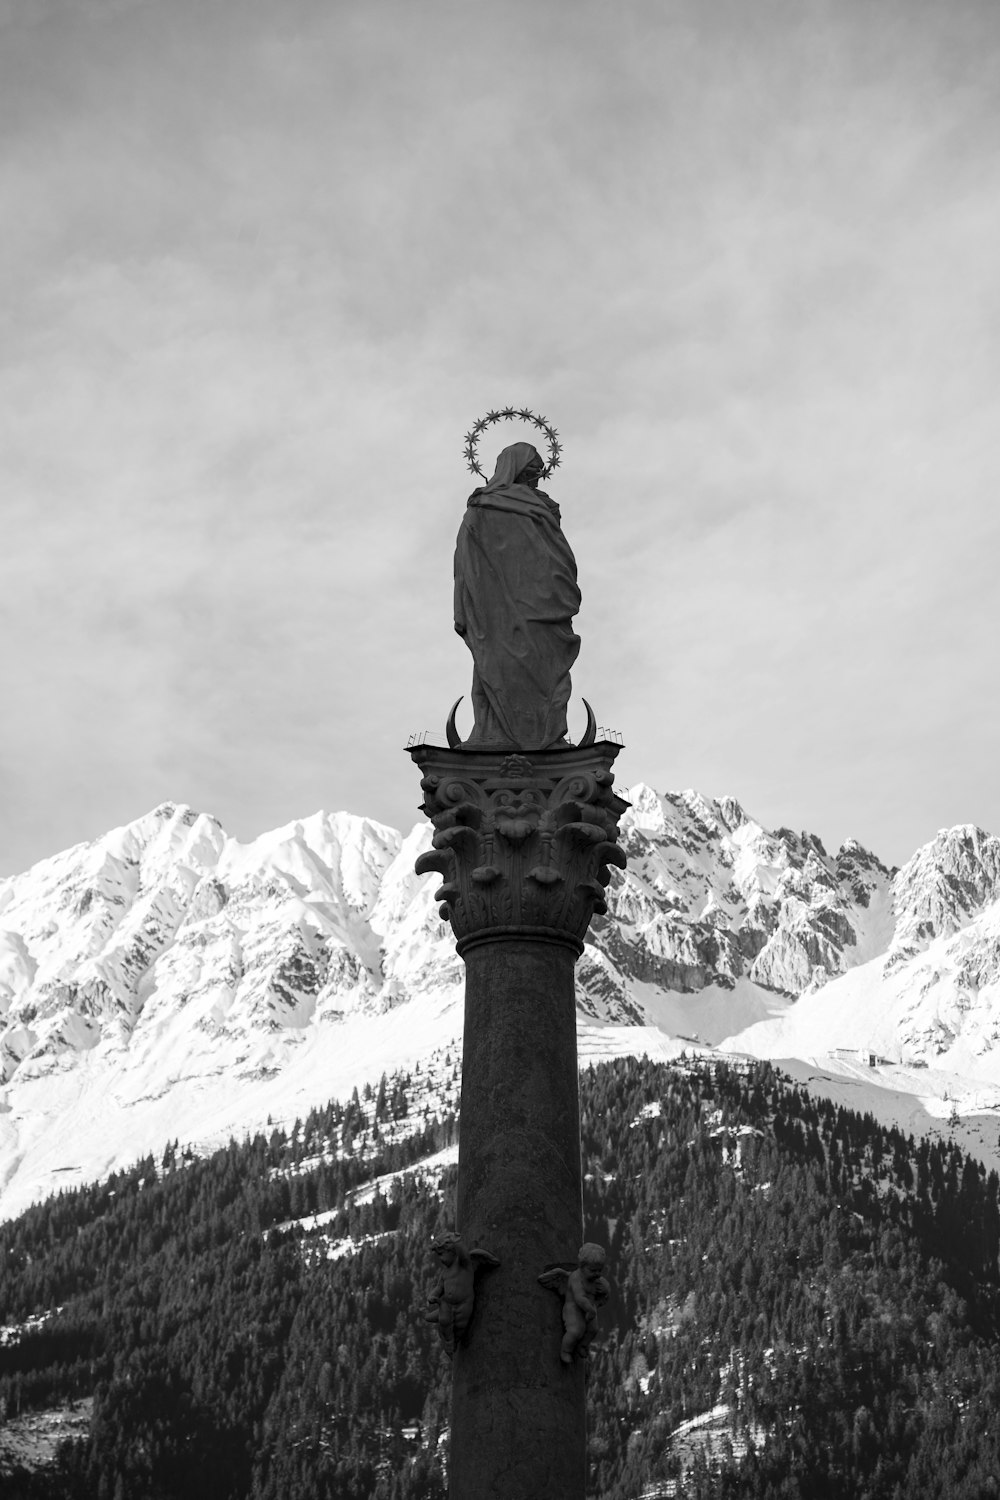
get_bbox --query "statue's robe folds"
[454,482,581,750]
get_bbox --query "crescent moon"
[578,699,597,748]
[446,697,464,749]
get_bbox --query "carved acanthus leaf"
[408,743,629,951]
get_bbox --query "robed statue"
[454,441,581,750]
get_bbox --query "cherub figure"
[538,1243,610,1364]
[424,1233,500,1355]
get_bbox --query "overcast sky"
[2,0,999,876]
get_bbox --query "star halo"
[462,407,562,480]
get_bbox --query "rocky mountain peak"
[888,824,1000,970]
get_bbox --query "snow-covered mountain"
[723,825,1000,1082]
[2,788,1000,1220]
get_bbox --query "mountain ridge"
[3,787,1000,1220]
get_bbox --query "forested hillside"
[2,1057,999,1499]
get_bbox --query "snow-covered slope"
[1,787,990,1222]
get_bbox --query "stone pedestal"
[407,743,627,1500]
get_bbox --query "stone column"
[407,743,627,1500]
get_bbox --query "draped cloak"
[454,442,581,750]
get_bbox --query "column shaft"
[406,742,627,1498]
[449,937,585,1500]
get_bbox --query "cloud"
[3,0,1000,871]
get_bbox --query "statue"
[424,1233,500,1355]
[454,440,581,751]
[538,1243,610,1364]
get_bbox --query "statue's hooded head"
[481,442,544,493]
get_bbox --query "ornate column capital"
[407,743,629,955]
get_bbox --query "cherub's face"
[581,1260,605,1288]
[437,1245,458,1266]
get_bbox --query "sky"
[2,0,1000,877]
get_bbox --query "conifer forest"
[2,1057,1000,1499]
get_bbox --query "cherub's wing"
[469,1249,501,1269]
[537,1267,570,1294]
